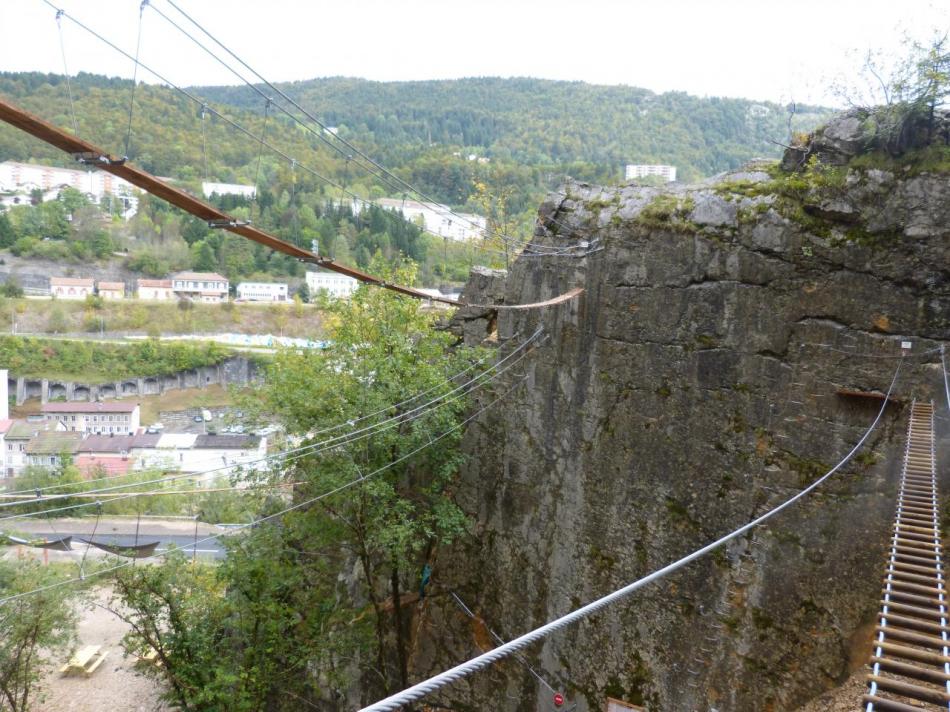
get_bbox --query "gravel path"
[35,587,171,712]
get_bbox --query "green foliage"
[0,280,23,298]
[0,214,14,248]
[112,537,363,711]
[232,257,483,696]
[8,465,233,517]
[635,193,697,232]
[0,335,230,380]
[0,560,79,712]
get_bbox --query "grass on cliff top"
[847,143,950,174]
[633,193,697,232]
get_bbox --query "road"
[7,516,231,560]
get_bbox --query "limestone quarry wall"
[413,151,950,711]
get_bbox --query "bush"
[46,305,68,333]
[1,280,23,298]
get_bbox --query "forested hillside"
[1,73,829,198]
[199,77,829,181]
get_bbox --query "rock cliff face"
[414,120,950,711]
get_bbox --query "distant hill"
[0,73,831,200]
[198,76,831,182]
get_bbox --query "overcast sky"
[1,0,948,106]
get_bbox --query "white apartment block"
[171,272,229,303]
[367,198,486,242]
[136,279,175,300]
[42,402,141,435]
[0,161,139,218]
[50,277,94,299]
[236,281,288,302]
[624,164,677,182]
[306,269,358,299]
[201,181,256,199]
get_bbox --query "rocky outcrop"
[781,107,950,169]
[416,145,950,711]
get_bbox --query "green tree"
[46,304,67,333]
[0,213,15,249]
[190,240,216,272]
[0,280,23,298]
[0,560,79,712]
[250,257,481,694]
[112,531,363,710]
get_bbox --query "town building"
[97,281,125,300]
[624,164,677,182]
[187,434,267,485]
[0,161,139,218]
[75,433,160,478]
[371,198,486,242]
[25,430,83,469]
[126,432,267,483]
[305,269,358,299]
[50,277,94,300]
[136,278,174,301]
[201,182,256,199]
[171,271,229,303]
[41,402,141,435]
[236,281,288,302]
[4,421,48,477]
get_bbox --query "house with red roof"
[50,277,94,300]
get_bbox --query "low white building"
[136,279,174,300]
[50,277,94,299]
[171,271,229,303]
[201,182,256,199]
[371,198,486,242]
[306,269,358,299]
[42,401,141,435]
[132,432,267,485]
[236,281,288,302]
[624,164,677,182]
[97,281,125,300]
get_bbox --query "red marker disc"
[553,693,564,707]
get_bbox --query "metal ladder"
[863,400,950,711]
